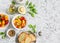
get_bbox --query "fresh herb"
[28,31,33,34]
[28,11,34,17]
[2,34,6,39]
[0,32,5,35]
[0,32,6,39]
[30,8,37,14]
[28,24,36,33]
[26,1,29,5]
[28,24,33,28]
[26,1,37,17]
[29,2,32,6]
[12,0,16,5]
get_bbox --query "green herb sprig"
[26,1,37,17]
[12,0,16,5]
[0,32,6,39]
[28,24,36,33]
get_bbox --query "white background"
[0,0,60,43]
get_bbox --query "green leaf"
[2,34,6,39]
[28,11,35,17]
[33,25,36,29]
[26,1,37,17]
[12,1,16,5]
[26,1,29,5]
[0,32,6,39]
[32,25,36,33]
[33,4,35,7]
[30,8,37,14]
[28,6,34,9]
[28,30,32,33]
[32,28,35,33]
[0,32,5,35]
[32,9,37,14]
[29,2,32,6]
[28,24,36,33]
[28,24,33,28]
[28,4,35,9]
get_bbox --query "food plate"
[12,15,27,30]
[0,12,10,29]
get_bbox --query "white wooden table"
[0,0,60,43]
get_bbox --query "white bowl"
[7,28,16,38]
[0,12,10,29]
[12,15,27,30]
[18,6,26,14]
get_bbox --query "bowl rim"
[12,15,27,30]
[0,12,10,29]
[18,6,26,14]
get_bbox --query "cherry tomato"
[0,24,2,27]
[0,18,2,21]
[1,17,5,20]
[5,20,8,25]
[16,26,19,28]
[20,16,25,20]
[21,20,26,28]
[0,22,2,27]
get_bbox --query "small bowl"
[18,6,26,14]
[7,28,16,38]
[12,15,27,30]
[0,12,10,29]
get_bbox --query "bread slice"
[29,34,36,41]
[18,32,27,42]
[25,36,31,43]
[21,40,25,43]
[18,32,36,43]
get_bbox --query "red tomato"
[0,24,2,27]
[0,18,2,20]
[21,20,26,28]
[20,16,25,20]
[0,25,2,27]
[1,17,5,20]
[5,20,8,25]
[16,26,19,28]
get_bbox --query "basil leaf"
[32,25,36,33]
[32,9,37,14]
[29,2,32,6]
[0,32,5,35]
[28,24,36,33]
[26,1,37,17]
[28,24,33,28]
[30,8,37,14]
[28,11,35,17]
[32,28,36,33]
[26,1,29,5]
[33,25,36,29]
[12,1,16,5]
[2,34,6,39]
